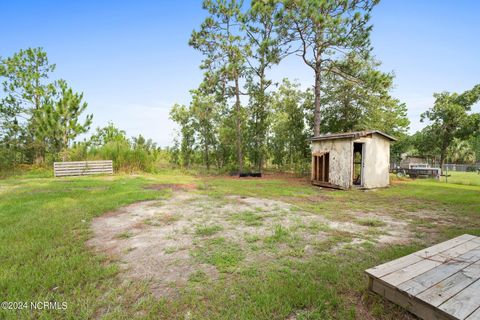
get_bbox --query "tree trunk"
[204,134,210,170]
[258,71,265,174]
[313,27,324,137]
[440,140,449,175]
[313,67,321,136]
[234,76,244,173]
[62,129,69,161]
[258,149,263,173]
[34,148,44,164]
[32,66,46,165]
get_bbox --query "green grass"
[116,231,133,239]
[191,237,244,272]
[194,224,223,236]
[355,217,387,227]
[0,174,172,319]
[0,171,479,319]
[230,211,264,226]
[188,270,209,283]
[438,171,480,186]
[264,225,291,244]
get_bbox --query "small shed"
[310,130,396,189]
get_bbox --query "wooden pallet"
[366,234,480,320]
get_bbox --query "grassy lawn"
[0,171,479,319]
[438,171,480,186]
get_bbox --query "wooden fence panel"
[54,160,113,177]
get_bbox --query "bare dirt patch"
[88,191,413,297]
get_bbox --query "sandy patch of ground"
[88,191,413,297]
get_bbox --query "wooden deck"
[365,234,480,320]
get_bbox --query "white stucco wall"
[354,134,391,188]
[311,138,353,189]
[311,133,391,189]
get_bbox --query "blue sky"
[1,0,479,146]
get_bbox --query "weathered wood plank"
[54,160,112,165]
[439,278,480,319]
[366,253,424,278]
[322,154,325,182]
[366,234,477,278]
[370,278,455,320]
[54,164,113,169]
[54,167,113,172]
[54,166,113,171]
[382,258,445,287]
[414,235,478,259]
[417,261,480,308]
[54,167,113,171]
[55,168,113,172]
[311,180,345,190]
[55,168,113,173]
[433,238,480,261]
[381,240,480,286]
[398,248,480,296]
[54,160,113,177]
[465,307,480,320]
[55,170,113,176]
[311,156,315,181]
[367,235,480,320]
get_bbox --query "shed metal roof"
[309,130,397,142]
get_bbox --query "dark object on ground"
[239,172,262,178]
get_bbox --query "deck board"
[418,261,480,307]
[466,307,480,320]
[366,234,476,278]
[366,235,480,320]
[381,239,480,286]
[439,279,480,319]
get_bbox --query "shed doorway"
[353,143,364,186]
[312,152,330,186]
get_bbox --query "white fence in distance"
[54,160,113,177]
[391,162,480,172]
[442,163,480,172]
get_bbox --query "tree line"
[407,85,480,166]
[0,48,92,167]
[170,0,480,172]
[1,0,479,176]
[170,0,410,173]
[0,48,166,174]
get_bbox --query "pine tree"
[244,0,286,172]
[190,0,247,173]
[0,47,56,163]
[35,80,92,160]
[279,0,378,136]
